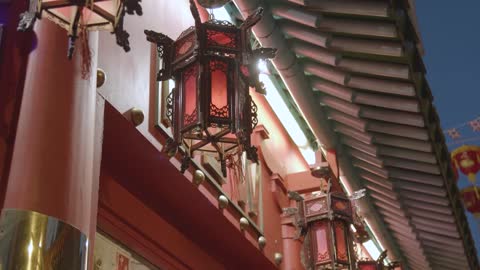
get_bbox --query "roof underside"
[234,0,478,269]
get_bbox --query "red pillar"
[0,0,34,207]
[0,16,101,270]
[281,200,305,270]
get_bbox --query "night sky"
[416,1,480,258]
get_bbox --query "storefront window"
[94,232,160,270]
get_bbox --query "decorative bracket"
[17,0,38,32]
[144,30,174,81]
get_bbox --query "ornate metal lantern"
[18,0,142,58]
[302,190,355,269]
[145,0,275,176]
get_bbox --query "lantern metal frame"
[145,0,276,176]
[18,0,142,58]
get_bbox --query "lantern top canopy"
[145,0,276,176]
[18,0,142,58]
[303,191,353,224]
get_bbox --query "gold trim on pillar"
[0,209,88,270]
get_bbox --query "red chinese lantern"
[302,191,355,269]
[144,0,275,175]
[451,145,480,184]
[18,0,142,58]
[461,186,480,217]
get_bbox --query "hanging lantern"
[461,186,480,217]
[145,0,276,176]
[302,190,355,269]
[18,0,142,58]
[451,145,480,184]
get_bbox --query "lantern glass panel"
[174,30,196,63]
[206,28,238,49]
[305,196,328,218]
[209,59,229,119]
[182,65,199,127]
[331,195,353,219]
[334,221,349,263]
[313,222,331,265]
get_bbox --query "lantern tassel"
[79,25,92,80]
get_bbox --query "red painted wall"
[0,0,34,208]
[98,170,225,270]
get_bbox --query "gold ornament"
[96,69,106,88]
[193,170,205,186]
[258,236,267,250]
[131,108,144,126]
[218,195,229,209]
[274,252,283,266]
[239,217,249,230]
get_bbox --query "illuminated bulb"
[257,60,269,74]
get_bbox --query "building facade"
[0,0,478,269]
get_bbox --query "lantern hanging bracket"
[377,250,388,265]
[189,0,202,29]
[144,30,174,81]
[239,7,264,31]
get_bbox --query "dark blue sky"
[416,1,480,259]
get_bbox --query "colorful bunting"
[469,118,480,132]
[447,128,461,139]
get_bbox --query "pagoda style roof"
[233,0,478,269]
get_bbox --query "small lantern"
[451,145,480,183]
[145,0,275,176]
[302,191,355,269]
[461,186,480,217]
[18,0,142,58]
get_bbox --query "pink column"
[0,17,101,270]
